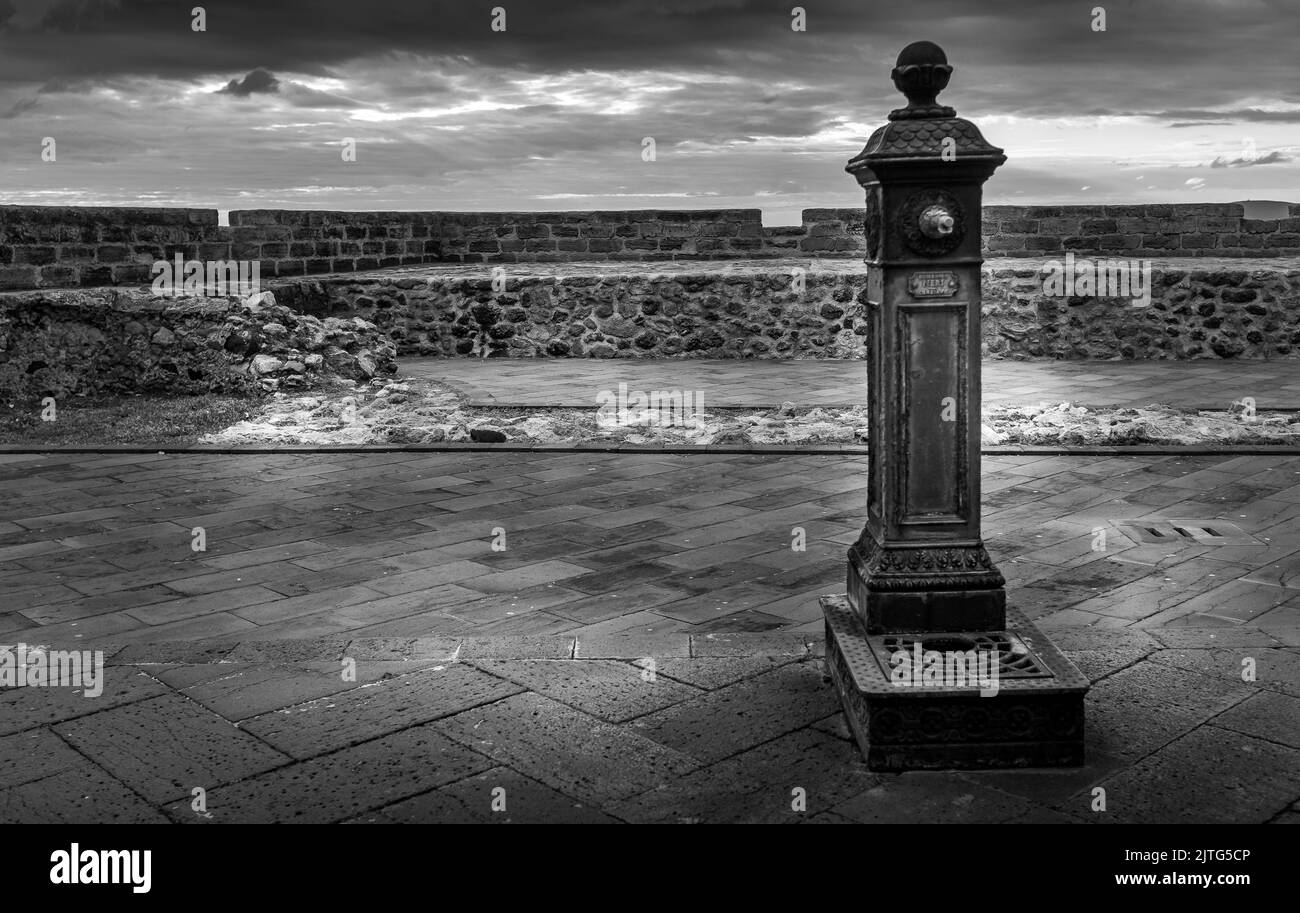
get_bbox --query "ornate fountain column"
[820,41,1088,771]
[843,40,1007,635]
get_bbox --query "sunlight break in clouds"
[0,0,1295,217]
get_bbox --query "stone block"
[167,726,491,824]
[1084,658,1254,760]
[434,692,700,804]
[633,661,837,763]
[1,762,168,823]
[377,766,616,824]
[468,659,701,723]
[1243,219,1279,233]
[55,692,287,803]
[986,234,1028,251]
[0,265,38,289]
[13,245,56,265]
[1212,690,1300,748]
[241,664,524,759]
[0,667,169,737]
[1084,726,1300,823]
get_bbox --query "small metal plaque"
[908,270,958,298]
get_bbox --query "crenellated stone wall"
[797,203,1300,259]
[0,207,222,291]
[2,202,1296,293]
[3,204,1297,369]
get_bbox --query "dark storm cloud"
[1,0,1295,211]
[219,68,279,96]
[215,67,360,107]
[0,0,1295,116]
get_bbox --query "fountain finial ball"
[891,40,952,109]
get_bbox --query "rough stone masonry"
[0,289,397,399]
[269,258,1300,361]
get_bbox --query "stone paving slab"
[166,725,494,824]
[630,661,837,764]
[1083,658,1257,762]
[1212,690,1300,748]
[0,625,1295,822]
[241,663,524,760]
[433,692,702,806]
[1,448,1299,821]
[1149,647,1300,696]
[154,659,442,722]
[0,760,169,824]
[831,772,1039,824]
[54,692,288,803]
[465,659,702,723]
[1079,726,1300,825]
[6,451,1299,648]
[0,667,169,737]
[360,766,617,824]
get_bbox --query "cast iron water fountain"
[819,41,1089,771]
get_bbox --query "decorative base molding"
[821,594,1087,772]
[847,535,1007,633]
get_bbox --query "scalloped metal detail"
[855,118,1001,161]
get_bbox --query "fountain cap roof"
[846,40,1004,177]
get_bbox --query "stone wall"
[269,258,1300,362]
[0,207,221,291]
[227,209,442,274]
[0,206,448,292]
[983,259,1300,359]
[0,289,397,400]
[271,266,866,359]
[434,210,777,263]
[5,257,1296,383]
[797,203,1300,259]
[3,202,1296,293]
[219,203,1300,262]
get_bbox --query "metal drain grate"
[868,631,1054,681]
[1116,519,1261,547]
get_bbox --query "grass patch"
[0,393,263,446]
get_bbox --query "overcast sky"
[0,0,1295,224]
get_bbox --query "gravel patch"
[203,377,1300,447]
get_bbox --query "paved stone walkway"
[407,358,1300,408]
[3,451,1299,646]
[2,628,1296,823]
[4,448,1300,823]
